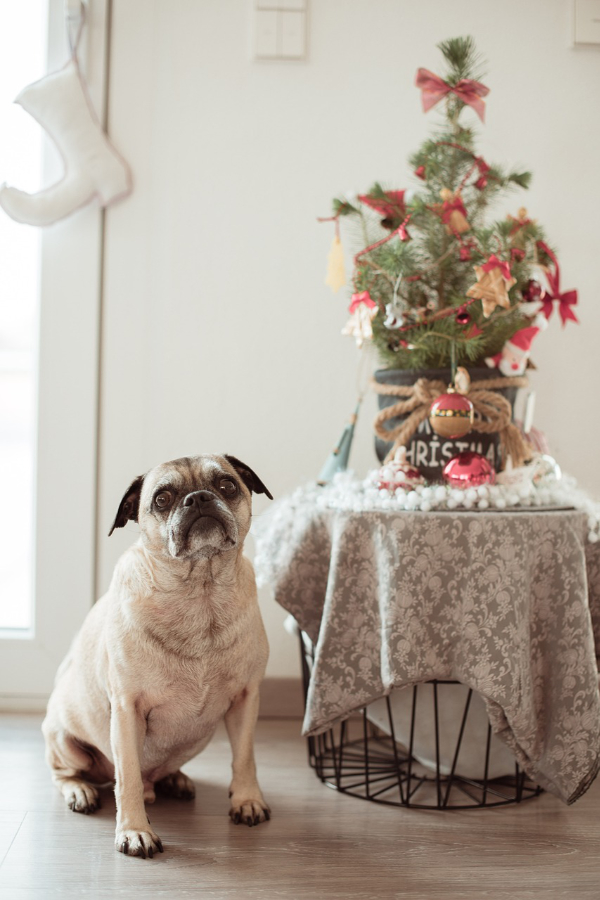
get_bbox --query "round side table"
[254,495,600,809]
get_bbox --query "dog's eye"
[219,478,238,497]
[154,491,172,509]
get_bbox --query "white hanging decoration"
[383,303,404,329]
[384,272,406,329]
[0,2,132,227]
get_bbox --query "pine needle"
[438,36,486,84]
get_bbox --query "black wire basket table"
[299,632,542,810]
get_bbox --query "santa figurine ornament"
[376,447,425,491]
[485,322,543,377]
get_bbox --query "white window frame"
[0,0,109,707]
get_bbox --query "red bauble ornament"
[415,165,426,180]
[522,279,542,303]
[456,310,471,325]
[429,391,474,439]
[459,245,472,261]
[474,175,488,190]
[443,452,496,488]
[511,247,525,262]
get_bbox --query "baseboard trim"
[0,678,304,719]
[0,694,49,713]
[0,679,305,719]
[259,677,304,719]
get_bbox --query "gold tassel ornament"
[325,233,346,293]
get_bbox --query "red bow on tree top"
[537,241,579,326]
[415,68,490,123]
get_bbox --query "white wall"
[98,0,600,679]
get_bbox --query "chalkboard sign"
[374,367,518,481]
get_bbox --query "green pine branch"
[438,36,486,84]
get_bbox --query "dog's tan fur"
[42,454,271,858]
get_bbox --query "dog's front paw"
[229,797,271,827]
[115,828,164,859]
[155,770,195,800]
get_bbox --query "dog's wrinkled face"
[109,454,272,560]
[141,456,246,559]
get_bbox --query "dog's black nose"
[183,490,216,508]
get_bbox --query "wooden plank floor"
[1,714,599,899]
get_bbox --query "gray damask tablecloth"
[253,495,600,804]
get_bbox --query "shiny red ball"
[442,452,496,488]
[456,310,471,325]
[522,279,542,303]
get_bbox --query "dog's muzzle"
[168,490,237,557]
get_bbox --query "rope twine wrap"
[372,375,532,469]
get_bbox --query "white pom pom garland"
[292,468,600,544]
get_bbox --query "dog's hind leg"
[142,780,156,803]
[155,770,196,800]
[42,723,101,814]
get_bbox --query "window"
[0,0,47,630]
[0,0,107,704]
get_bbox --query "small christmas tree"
[326,37,577,372]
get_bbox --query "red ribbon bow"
[509,213,532,236]
[482,254,512,281]
[415,68,490,122]
[349,291,376,314]
[440,195,467,225]
[536,242,579,326]
[358,190,406,220]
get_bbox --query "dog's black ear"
[223,455,273,500]
[108,475,145,536]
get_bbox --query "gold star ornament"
[466,258,516,318]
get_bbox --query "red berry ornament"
[522,279,542,303]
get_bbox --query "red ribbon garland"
[536,241,579,326]
[415,68,490,123]
[353,215,413,266]
[435,142,493,191]
[474,156,490,176]
[391,297,480,339]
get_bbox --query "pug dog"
[42,454,272,858]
